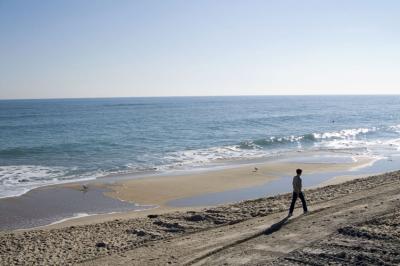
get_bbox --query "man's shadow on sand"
[186,216,293,264]
[263,216,290,235]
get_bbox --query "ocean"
[1,95,400,198]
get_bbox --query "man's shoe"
[303,211,308,215]
[288,212,293,217]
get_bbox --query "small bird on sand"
[253,167,258,172]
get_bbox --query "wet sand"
[0,186,153,231]
[0,152,375,231]
[103,155,373,207]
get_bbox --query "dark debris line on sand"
[0,171,400,265]
[273,210,400,265]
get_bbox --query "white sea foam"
[128,125,400,172]
[48,213,92,226]
[388,124,400,133]
[310,125,400,152]
[157,145,268,171]
[155,126,387,171]
[312,127,377,140]
[0,165,103,199]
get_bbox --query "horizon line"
[1,93,400,101]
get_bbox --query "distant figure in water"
[288,169,308,217]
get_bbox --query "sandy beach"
[102,155,372,207]
[1,161,399,265]
[0,151,373,232]
[15,152,373,230]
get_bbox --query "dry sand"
[1,168,399,265]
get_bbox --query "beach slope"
[81,171,400,265]
[1,171,399,265]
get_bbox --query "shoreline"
[0,148,374,201]
[1,150,380,231]
[41,170,380,231]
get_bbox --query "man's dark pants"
[289,191,308,214]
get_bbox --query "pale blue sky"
[1,0,400,99]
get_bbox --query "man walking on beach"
[288,169,308,217]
